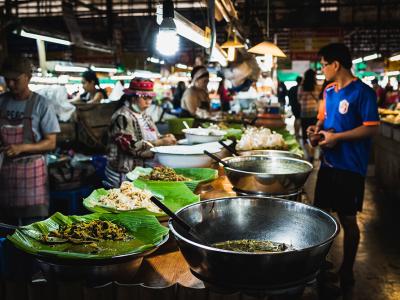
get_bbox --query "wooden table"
[132,175,236,288]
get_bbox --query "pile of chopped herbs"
[213,239,290,253]
[148,166,191,181]
[42,220,129,244]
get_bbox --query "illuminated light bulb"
[156,30,179,56]
[227,47,235,62]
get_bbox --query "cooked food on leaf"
[98,181,161,213]
[42,220,129,244]
[236,127,287,151]
[213,239,292,253]
[148,166,191,181]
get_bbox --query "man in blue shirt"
[307,43,379,290]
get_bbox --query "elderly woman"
[105,78,176,187]
[180,65,210,117]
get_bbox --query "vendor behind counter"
[72,70,107,104]
[104,78,176,188]
[180,66,210,117]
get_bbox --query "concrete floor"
[301,159,400,300]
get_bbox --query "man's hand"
[318,130,338,148]
[306,125,320,137]
[5,144,27,157]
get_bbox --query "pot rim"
[169,196,339,256]
[223,155,313,176]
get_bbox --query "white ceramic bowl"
[182,128,226,145]
[151,144,222,168]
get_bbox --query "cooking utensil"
[151,144,221,168]
[203,150,230,168]
[238,149,302,159]
[148,197,209,246]
[169,196,339,289]
[218,140,238,156]
[223,155,313,194]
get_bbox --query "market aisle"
[303,163,400,300]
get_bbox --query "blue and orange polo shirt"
[317,79,379,176]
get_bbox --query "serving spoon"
[203,150,232,168]
[148,196,211,247]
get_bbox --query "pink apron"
[0,95,48,212]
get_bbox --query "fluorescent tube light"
[20,29,71,46]
[363,53,381,61]
[176,63,189,69]
[55,65,88,73]
[157,5,210,48]
[389,54,400,62]
[111,75,134,81]
[90,66,118,73]
[352,58,363,64]
[386,71,400,76]
[132,70,162,79]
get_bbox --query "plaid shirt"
[107,103,160,174]
[298,87,320,118]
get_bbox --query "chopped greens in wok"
[213,239,292,253]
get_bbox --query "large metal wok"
[169,197,339,289]
[223,155,313,194]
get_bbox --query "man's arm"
[319,125,378,148]
[5,133,57,157]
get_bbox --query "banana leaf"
[7,212,169,260]
[83,180,200,217]
[126,167,218,191]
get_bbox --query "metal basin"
[36,234,169,285]
[224,155,313,195]
[238,149,302,159]
[169,197,339,289]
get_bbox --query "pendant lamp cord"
[267,0,270,38]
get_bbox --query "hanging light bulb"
[221,26,244,62]
[248,0,286,58]
[227,47,236,62]
[156,0,179,56]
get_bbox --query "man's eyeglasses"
[321,62,333,68]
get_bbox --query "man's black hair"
[318,43,352,70]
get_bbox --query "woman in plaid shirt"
[104,78,176,187]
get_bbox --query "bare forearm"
[335,125,378,141]
[22,139,56,154]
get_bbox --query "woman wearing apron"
[0,56,60,226]
[104,78,176,187]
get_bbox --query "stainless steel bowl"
[238,149,302,159]
[36,234,169,285]
[169,197,339,289]
[224,155,313,194]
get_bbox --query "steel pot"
[169,197,339,289]
[223,155,313,195]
